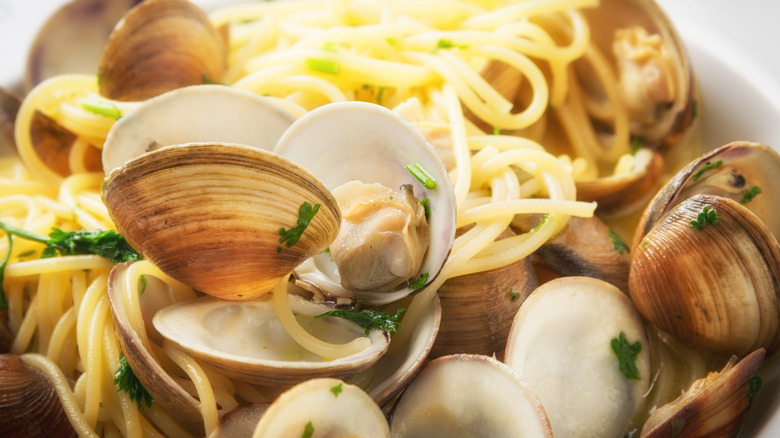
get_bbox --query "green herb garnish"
[689,206,719,230]
[409,272,429,289]
[630,137,644,155]
[315,305,404,335]
[278,202,321,251]
[138,275,148,295]
[493,126,501,135]
[421,196,431,220]
[741,186,763,204]
[81,98,122,120]
[0,232,13,311]
[0,221,141,263]
[692,160,723,182]
[114,355,153,407]
[608,228,629,254]
[301,421,315,438]
[330,383,343,397]
[529,214,550,233]
[434,39,468,52]
[306,58,341,74]
[611,332,642,380]
[509,288,519,301]
[406,163,437,189]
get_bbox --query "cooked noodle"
[0,0,640,435]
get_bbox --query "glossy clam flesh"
[153,295,390,387]
[275,101,457,306]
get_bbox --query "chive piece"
[409,272,429,289]
[406,163,437,189]
[81,98,122,120]
[322,42,339,52]
[301,421,314,438]
[741,186,763,204]
[305,58,341,75]
[421,197,431,220]
[692,160,723,182]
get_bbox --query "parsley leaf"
[692,160,723,182]
[747,371,762,409]
[689,206,719,230]
[0,232,13,311]
[509,288,519,301]
[315,305,404,335]
[278,202,321,251]
[409,272,429,290]
[741,186,763,204]
[114,355,153,407]
[330,383,343,397]
[301,421,315,438]
[608,228,629,254]
[611,332,642,380]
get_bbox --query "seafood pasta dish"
[0,0,776,437]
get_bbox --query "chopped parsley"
[306,58,340,75]
[630,137,644,155]
[330,383,343,397]
[692,160,723,182]
[611,332,642,380]
[406,163,437,190]
[741,186,763,204]
[409,272,429,289]
[80,98,122,120]
[0,221,141,263]
[278,202,320,251]
[138,275,148,295]
[608,228,629,254]
[492,126,501,135]
[315,305,404,335]
[421,196,431,220]
[509,288,519,301]
[201,74,225,85]
[114,355,153,407]
[0,232,13,311]
[689,206,719,230]
[434,39,468,52]
[301,421,314,438]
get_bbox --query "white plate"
[1,0,779,436]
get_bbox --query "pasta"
[0,0,683,436]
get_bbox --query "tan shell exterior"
[629,194,780,355]
[102,143,341,301]
[97,0,227,101]
[0,354,77,438]
[641,348,765,438]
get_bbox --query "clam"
[252,378,391,437]
[389,354,552,437]
[504,276,651,438]
[24,0,141,91]
[0,354,77,438]
[97,0,227,101]
[633,141,780,248]
[629,194,780,355]
[274,101,457,306]
[152,294,390,387]
[640,348,765,438]
[102,142,341,301]
[209,403,269,438]
[580,0,695,149]
[431,229,537,360]
[101,84,297,174]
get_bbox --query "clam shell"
[252,378,391,438]
[629,194,780,355]
[0,354,77,438]
[152,295,390,387]
[641,348,766,438]
[97,0,227,101]
[102,142,341,301]
[389,354,552,437]
[275,101,457,306]
[102,84,296,174]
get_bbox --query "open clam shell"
[641,348,766,438]
[274,101,457,306]
[102,142,341,301]
[102,84,296,174]
[152,295,390,387]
